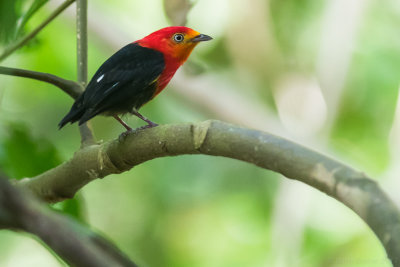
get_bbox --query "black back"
[59,43,165,128]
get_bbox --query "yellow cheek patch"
[172,43,196,60]
[170,30,200,61]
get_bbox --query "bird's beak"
[191,34,213,42]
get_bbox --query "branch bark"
[76,0,88,85]
[76,0,95,147]
[14,120,400,266]
[0,0,76,62]
[0,66,83,99]
[0,175,137,266]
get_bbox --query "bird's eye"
[173,33,184,43]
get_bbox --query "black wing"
[59,43,165,128]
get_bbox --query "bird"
[58,26,212,132]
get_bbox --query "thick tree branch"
[14,120,400,265]
[0,0,76,62]
[0,175,137,266]
[0,66,83,99]
[76,0,95,147]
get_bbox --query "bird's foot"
[118,128,133,142]
[135,122,159,131]
[118,123,158,142]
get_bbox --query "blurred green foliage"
[0,0,398,266]
[0,123,61,179]
[270,0,324,59]
[331,1,400,172]
[0,0,23,44]
[0,0,48,44]
[17,0,49,37]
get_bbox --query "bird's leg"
[130,109,158,129]
[113,115,132,131]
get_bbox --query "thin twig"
[0,66,83,99]
[0,0,76,62]
[76,0,87,85]
[76,0,95,147]
[15,120,400,265]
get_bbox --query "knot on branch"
[96,144,127,175]
[191,120,213,151]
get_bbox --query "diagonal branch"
[0,175,137,266]
[14,120,400,265]
[0,66,83,99]
[0,0,76,62]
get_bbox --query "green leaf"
[16,0,49,37]
[0,0,23,44]
[0,0,49,45]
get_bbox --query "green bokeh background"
[0,0,399,266]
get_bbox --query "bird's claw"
[118,123,158,142]
[118,129,133,142]
[136,123,158,131]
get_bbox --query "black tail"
[58,98,86,129]
[77,108,98,126]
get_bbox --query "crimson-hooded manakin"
[59,26,212,131]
